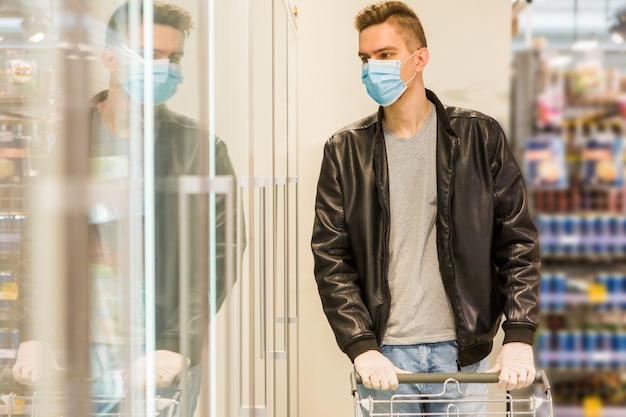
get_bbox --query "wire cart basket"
[0,391,181,417]
[351,371,554,417]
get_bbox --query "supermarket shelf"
[543,368,626,379]
[538,350,626,368]
[540,293,626,305]
[553,406,626,417]
[514,47,626,413]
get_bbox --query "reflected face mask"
[116,44,183,105]
[361,50,418,106]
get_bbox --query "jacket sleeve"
[213,138,244,312]
[488,119,541,346]
[311,139,379,361]
[156,135,243,365]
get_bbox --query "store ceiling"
[513,0,626,49]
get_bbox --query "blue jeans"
[357,341,489,417]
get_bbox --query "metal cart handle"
[351,369,551,391]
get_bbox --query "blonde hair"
[354,1,427,51]
[106,1,194,47]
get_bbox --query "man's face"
[110,23,185,80]
[105,23,186,105]
[358,22,416,84]
[135,23,185,64]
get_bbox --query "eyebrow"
[358,45,398,59]
[154,48,184,58]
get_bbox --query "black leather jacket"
[311,89,541,367]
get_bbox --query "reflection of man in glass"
[12,1,238,415]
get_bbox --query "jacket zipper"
[375,135,391,346]
[449,137,462,367]
[379,182,391,346]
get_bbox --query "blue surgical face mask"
[361,50,418,106]
[116,45,183,105]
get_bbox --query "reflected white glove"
[12,340,63,386]
[354,350,407,390]
[131,350,190,388]
[487,342,536,390]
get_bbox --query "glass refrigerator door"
[1,1,246,416]
[1,0,297,415]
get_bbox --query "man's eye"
[360,57,369,64]
[380,53,392,59]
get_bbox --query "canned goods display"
[607,273,622,310]
[537,330,554,369]
[538,271,626,312]
[595,273,611,311]
[537,326,626,371]
[551,273,567,311]
[537,214,626,257]
[525,44,626,413]
[539,274,554,311]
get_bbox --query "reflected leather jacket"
[14,91,240,365]
[311,89,541,367]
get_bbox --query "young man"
[311,1,540,414]
[12,2,237,415]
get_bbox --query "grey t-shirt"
[90,108,144,366]
[382,102,456,345]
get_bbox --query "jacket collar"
[371,88,457,224]
[372,89,457,139]
[425,88,456,138]
[371,88,458,224]
[372,88,458,148]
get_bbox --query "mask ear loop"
[400,49,419,64]
[109,45,138,90]
[404,71,417,87]
[401,49,420,87]
[117,43,145,63]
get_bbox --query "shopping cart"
[0,391,181,417]
[351,371,553,417]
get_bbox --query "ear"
[415,47,430,72]
[101,48,118,72]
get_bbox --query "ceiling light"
[609,6,626,44]
[548,55,572,68]
[611,32,624,44]
[29,32,45,43]
[571,40,598,50]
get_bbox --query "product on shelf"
[582,133,624,188]
[524,134,568,190]
[0,122,29,185]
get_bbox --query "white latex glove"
[12,340,63,386]
[354,350,407,390]
[487,342,536,390]
[131,350,190,388]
